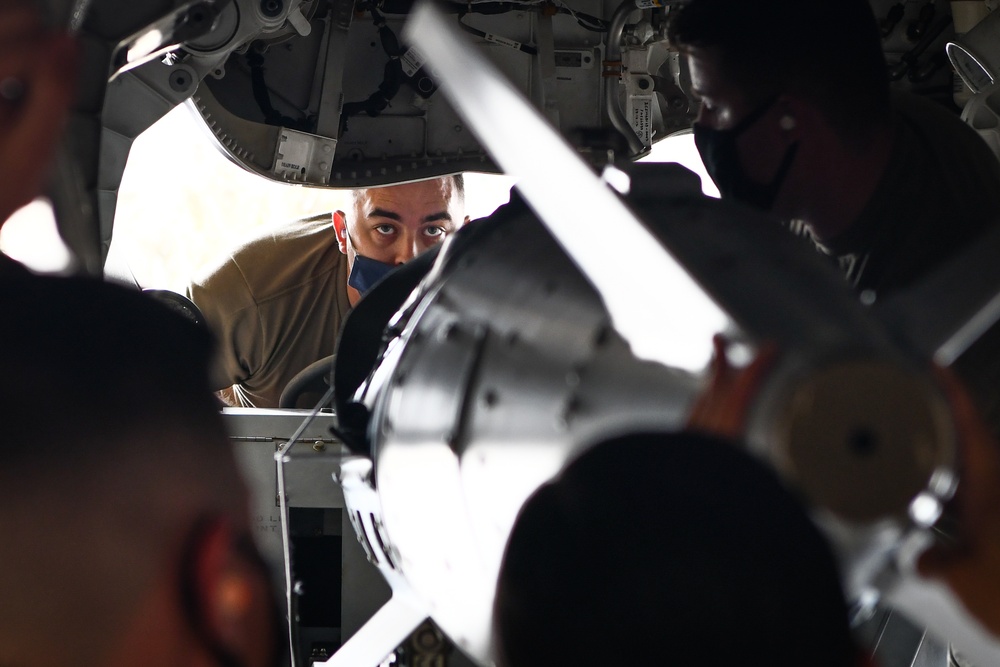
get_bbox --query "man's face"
[686,45,756,132]
[685,46,798,211]
[336,177,466,304]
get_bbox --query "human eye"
[423,225,446,238]
[695,98,720,126]
[374,223,396,236]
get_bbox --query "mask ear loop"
[732,96,801,206]
[768,141,800,196]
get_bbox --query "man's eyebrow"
[366,208,454,223]
[367,207,402,221]
[422,211,453,223]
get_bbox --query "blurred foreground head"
[0,0,78,224]
[495,431,860,667]
[0,273,279,667]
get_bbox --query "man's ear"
[333,210,348,254]
[775,95,809,143]
[189,519,276,667]
[463,215,471,227]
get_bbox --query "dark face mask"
[693,95,799,211]
[348,253,397,295]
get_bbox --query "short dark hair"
[494,431,857,667]
[0,272,244,665]
[668,0,891,141]
[0,273,225,447]
[451,172,465,200]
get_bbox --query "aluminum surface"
[358,205,699,662]
[406,2,730,372]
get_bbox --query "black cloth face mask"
[693,95,799,211]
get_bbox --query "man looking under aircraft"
[668,0,1000,427]
[189,176,469,408]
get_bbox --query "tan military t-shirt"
[188,213,351,408]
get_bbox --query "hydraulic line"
[604,0,646,156]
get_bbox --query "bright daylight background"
[0,103,716,285]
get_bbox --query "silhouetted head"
[0,274,281,667]
[669,0,891,144]
[495,431,859,667]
